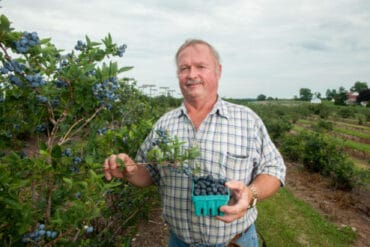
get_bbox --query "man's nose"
[188,67,198,79]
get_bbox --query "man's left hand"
[216,181,251,223]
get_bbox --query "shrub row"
[280,130,364,190]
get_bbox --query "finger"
[109,168,124,179]
[103,158,112,181]
[104,155,124,180]
[216,212,241,223]
[219,202,246,215]
[225,181,245,194]
[116,153,138,176]
[117,153,134,167]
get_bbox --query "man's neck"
[184,95,218,129]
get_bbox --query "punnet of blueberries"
[192,174,230,216]
[193,174,228,196]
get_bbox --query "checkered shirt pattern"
[135,98,286,246]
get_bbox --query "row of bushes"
[280,130,364,190]
[228,100,369,191]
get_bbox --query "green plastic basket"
[192,182,230,216]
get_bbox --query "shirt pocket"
[224,152,254,183]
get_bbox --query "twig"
[113,209,139,236]
[58,105,104,145]
[0,43,11,60]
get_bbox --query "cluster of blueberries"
[193,175,228,196]
[1,60,26,87]
[1,59,47,89]
[74,39,126,58]
[116,44,127,57]
[35,123,47,133]
[22,224,58,244]
[22,224,94,243]
[74,40,87,51]
[63,148,83,173]
[63,148,73,157]
[14,31,40,53]
[151,128,170,146]
[25,73,47,88]
[92,77,119,104]
[97,127,108,135]
[1,60,25,74]
[55,79,69,88]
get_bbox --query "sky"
[1,0,370,99]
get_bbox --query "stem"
[72,228,81,242]
[46,188,52,222]
[58,118,84,145]
[58,105,104,145]
[0,43,11,60]
[112,209,139,236]
[47,109,67,152]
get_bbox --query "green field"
[256,189,356,247]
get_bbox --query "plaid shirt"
[136,97,286,246]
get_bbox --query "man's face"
[177,44,221,102]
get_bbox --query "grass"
[333,126,370,140]
[256,188,356,247]
[339,138,370,155]
[293,124,370,156]
[332,120,370,132]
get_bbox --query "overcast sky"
[2,0,370,98]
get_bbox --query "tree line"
[257,81,370,105]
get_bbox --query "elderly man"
[104,39,286,247]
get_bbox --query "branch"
[58,105,104,145]
[58,117,84,145]
[0,43,11,60]
[47,107,67,151]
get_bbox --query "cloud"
[2,0,370,98]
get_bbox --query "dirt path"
[286,162,369,247]
[131,162,370,247]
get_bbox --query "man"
[104,39,286,247]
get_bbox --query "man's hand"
[217,181,251,223]
[103,153,137,181]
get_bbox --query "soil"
[130,162,370,247]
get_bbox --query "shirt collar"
[178,96,229,119]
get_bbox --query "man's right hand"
[103,153,137,181]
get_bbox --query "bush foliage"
[0,14,180,246]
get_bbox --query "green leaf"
[118,66,134,73]
[39,149,49,157]
[63,177,73,188]
[51,145,62,158]
[115,157,125,167]
[0,14,13,33]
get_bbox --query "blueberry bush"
[0,14,172,246]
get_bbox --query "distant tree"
[357,89,370,103]
[350,81,368,93]
[326,89,336,100]
[257,94,266,101]
[334,86,347,105]
[299,88,313,101]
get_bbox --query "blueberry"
[51,231,58,239]
[86,226,94,233]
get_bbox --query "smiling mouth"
[186,79,203,86]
